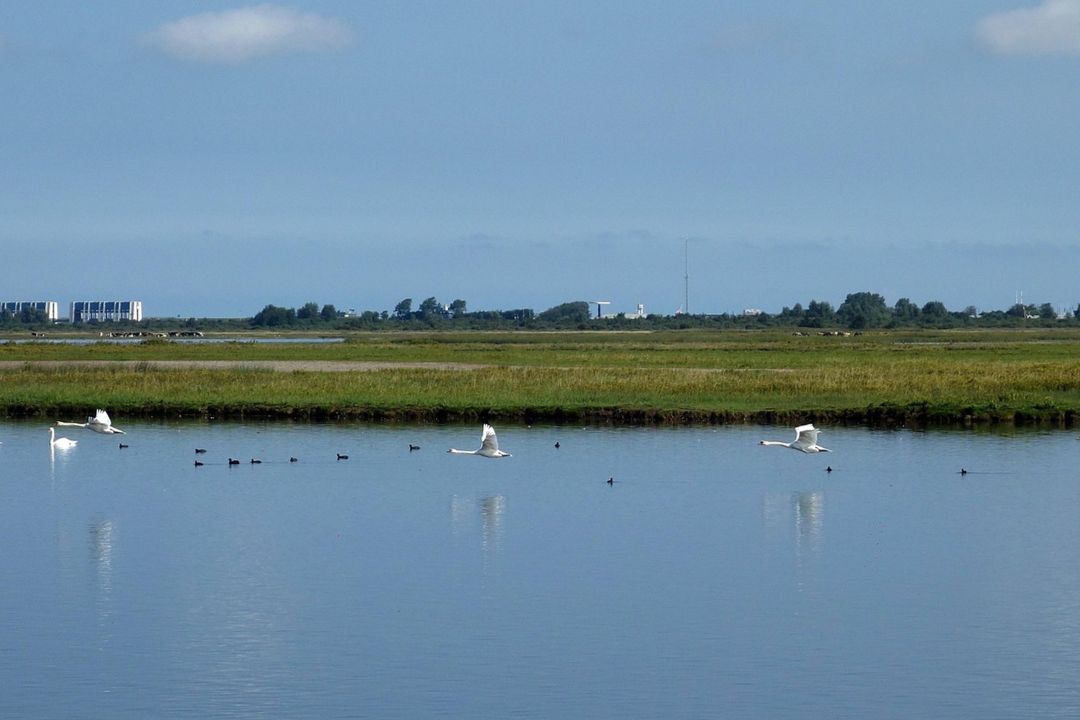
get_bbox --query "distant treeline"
[0,307,52,326]
[241,293,1080,330]
[5,292,1080,331]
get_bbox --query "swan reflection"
[450,494,507,564]
[479,495,506,554]
[794,491,824,553]
[49,442,76,479]
[89,519,114,595]
[762,490,825,556]
[450,494,471,534]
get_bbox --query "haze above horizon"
[3,2,1079,317]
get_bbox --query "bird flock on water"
[46,416,520,465]
[39,412,1001,478]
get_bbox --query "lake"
[3,421,1079,719]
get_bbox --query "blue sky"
[2,1,1079,318]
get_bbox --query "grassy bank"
[3,329,1080,426]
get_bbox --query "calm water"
[2,421,1079,719]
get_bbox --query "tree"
[418,297,442,319]
[501,308,534,322]
[449,299,467,317]
[394,298,413,319]
[837,292,890,329]
[1039,302,1056,320]
[777,303,804,324]
[894,298,919,321]
[538,301,591,324]
[320,304,337,321]
[17,307,48,324]
[251,304,295,327]
[800,300,834,327]
[920,301,948,319]
[296,302,320,320]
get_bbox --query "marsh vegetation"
[3,329,1079,425]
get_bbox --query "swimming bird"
[554,441,560,449]
[119,442,128,449]
[759,424,830,453]
[194,460,204,467]
[337,453,349,460]
[250,458,261,464]
[448,424,511,458]
[195,448,207,454]
[826,465,833,473]
[409,444,420,451]
[56,408,125,435]
[289,457,298,463]
[607,477,614,485]
[48,427,78,449]
[960,468,968,476]
[228,458,240,465]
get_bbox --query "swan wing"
[480,424,500,454]
[93,409,112,426]
[792,424,819,450]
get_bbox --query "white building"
[602,304,647,320]
[70,300,143,323]
[2,301,60,321]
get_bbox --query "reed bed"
[4,341,1080,425]
[4,328,1080,366]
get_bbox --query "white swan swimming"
[448,424,511,458]
[760,423,830,453]
[49,427,78,449]
[56,408,125,435]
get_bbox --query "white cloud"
[144,4,351,63]
[976,0,1080,57]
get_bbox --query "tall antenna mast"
[684,239,689,315]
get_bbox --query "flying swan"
[760,424,830,453]
[56,409,125,435]
[448,424,511,458]
[49,427,78,449]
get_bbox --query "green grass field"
[3,329,1080,425]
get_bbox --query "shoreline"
[4,402,1074,428]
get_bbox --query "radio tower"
[684,239,689,316]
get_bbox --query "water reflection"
[762,490,825,557]
[88,518,115,618]
[48,441,76,479]
[7,422,1080,718]
[479,495,506,556]
[450,494,507,568]
[1,337,344,345]
[794,491,824,556]
[450,494,471,534]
